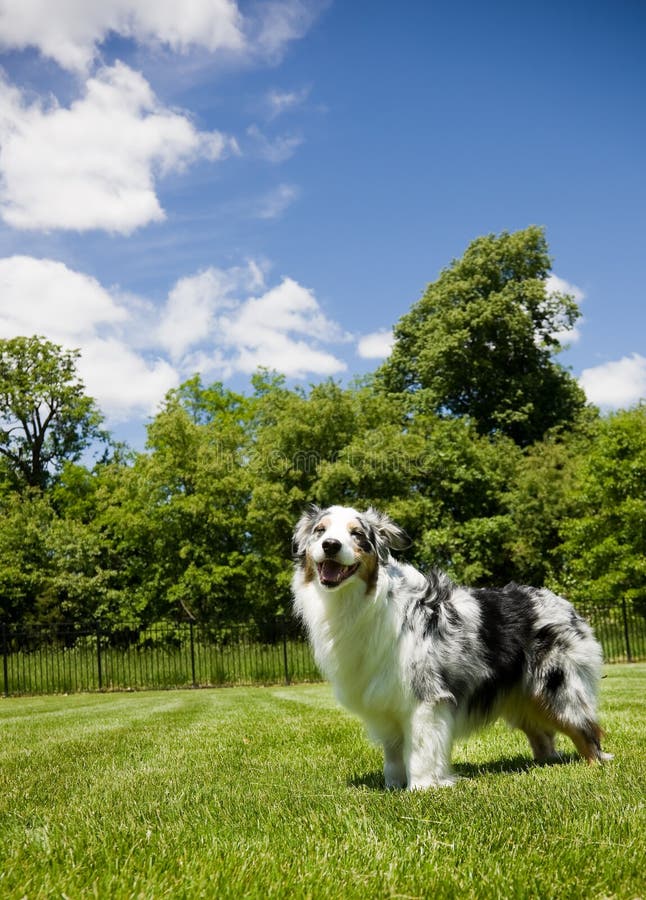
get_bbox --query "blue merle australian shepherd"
[292,505,612,789]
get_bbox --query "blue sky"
[0,0,644,448]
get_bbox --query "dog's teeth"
[320,560,345,582]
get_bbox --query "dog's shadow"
[349,752,579,791]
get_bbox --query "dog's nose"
[322,538,342,556]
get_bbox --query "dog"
[292,504,612,789]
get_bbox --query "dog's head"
[293,505,409,591]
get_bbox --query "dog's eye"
[312,525,325,536]
[350,528,364,539]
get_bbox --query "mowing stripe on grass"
[0,667,644,898]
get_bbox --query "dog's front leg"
[405,701,458,789]
[383,738,407,789]
[365,721,407,789]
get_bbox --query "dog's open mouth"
[317,559,360,587]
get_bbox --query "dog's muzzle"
[317,559,360,587]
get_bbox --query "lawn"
[0,665,644,899]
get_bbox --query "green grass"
[0,665,644,899]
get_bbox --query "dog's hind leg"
[527,690,613,765]
[557,717,614,764]
[405,702,458,789]
[521,727,559,763]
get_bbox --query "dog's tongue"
[320,560,349,584]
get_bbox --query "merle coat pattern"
[292,505,612,789]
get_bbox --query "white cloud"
[155,264,263,361]
[357,329,394,360]
[0,253,350,420]
[79,337,178,419]
[0,256,127,340]
[0,62,234,233]
[0,0,245,72]
[579,354,646,409]
[266,86,310,118]
[546,274,585,305]
[254,183,299,219]
[157,267,349,379]
[545,274,585,345]
[0,255,178,420]
[221,276,348,375]
[246,123,303,162]
[0,0,326,73]
[250,0,329,63]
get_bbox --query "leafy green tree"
[33,517,126,627]
[0,490,54,623]
[411,417,520,584]
[379,227,586,445]
[555,405,646,610]
[0,336,104,489]
[0,483,129,627]
[244,374,364,619]
[318,409,520,585]
[104,379,252,624]
[504,411,599,586]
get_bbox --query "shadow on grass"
[454,751,579,778]
[349,771,386,791]
[349,752,579,791]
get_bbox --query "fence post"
[2,623,9,698]
[621,598,633,663]
[189,621,197,687]
[96,628,103,690]
[281,619,291,686]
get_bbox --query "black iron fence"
[1,619,320,697]
[1,600,644,697]
[574,598,645,665]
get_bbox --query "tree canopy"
[554,406,646,612]
[0,228,643,629]
[379,227,586,445]
[0,336,104,489]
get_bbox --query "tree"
[244,374,363,620]
[555,405,646,611]
[0,489,54,623]
[0,336,104,489]
[0,484,128,627]
[503,413,597,586]
[317,409,521,585]
[100,379,253,624]
[379,227,586,446]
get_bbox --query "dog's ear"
[361,507,410,561]
[292,504,323,559]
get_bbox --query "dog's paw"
[385,774,407,790]
[408,773,461,790]
[384,763,407,790]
